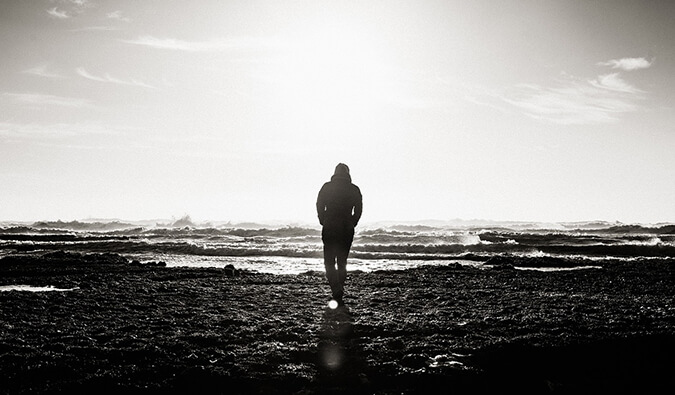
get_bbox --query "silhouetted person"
[316,163,362,304]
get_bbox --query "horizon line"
[1,217,673,227]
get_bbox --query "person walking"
[316,163,362,305]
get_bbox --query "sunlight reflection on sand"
[123,253,604,275]
[125,254,486,275]
[0,285,79,292]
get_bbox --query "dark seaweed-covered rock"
[485,254,580,268]
[0,251,129,266]
[129,259,166,268]
[484,255,515,268]
[224,264,237,276]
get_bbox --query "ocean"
[1,220,674,275]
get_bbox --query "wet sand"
[1,252,674,394]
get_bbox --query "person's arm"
[316,186,326,225]
[352,187,362,226]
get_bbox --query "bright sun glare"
[263,22,399,143]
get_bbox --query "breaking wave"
[2,221,674,272]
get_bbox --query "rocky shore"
[1,252,674,394]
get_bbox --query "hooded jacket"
[316,164,363,229]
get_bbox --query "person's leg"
[336,244,349,288]
[335,237,352,302]
[323,242,341,299]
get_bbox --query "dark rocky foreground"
[1,252,674,394]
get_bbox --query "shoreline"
[1,252,674,393]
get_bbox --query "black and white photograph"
[1,1,674,393]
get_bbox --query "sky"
[1,0,674,225]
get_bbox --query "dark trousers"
[323,240,351,298]
[322,221,354,299]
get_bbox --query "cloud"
[0,122,91,137]
[59,0,92,11]
[76,68,155,89]
[490,57,652,125]
[46,1,92,19]
[69,0,90,7]
[124,36,199,51]
[497,75,644,125]
[22,65,67,79]
[0,122,129,147]
[4,92,92,108]
[107,10,131,22]
[123,35,285,52]
[69,26,119,32]
[0,122,151,154]
[47,7,69,19]
[589,73,643,94]
[597,57,653,71]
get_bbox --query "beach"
[3,1,675,393]
[1,251,673,394]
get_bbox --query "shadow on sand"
[316,304,371,394]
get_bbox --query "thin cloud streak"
[4,92,92,108]
[47,7,69,19]
[68,0,91,7]
[0,122,172,155]
[107,11,131,22]
[123,35,287,52]
[0,122,121,140]
[589,73,643,94]
[598,57,653,71]
[69,26,120,32]
[76,68,155,89]
[497,77,643,125]
[46,0,91,19]
[492,57,651,125]
[22,65,67,79]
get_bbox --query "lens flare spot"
[328,300,339,309]
[320,343,343,370]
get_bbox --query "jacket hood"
[331,163,351,182]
